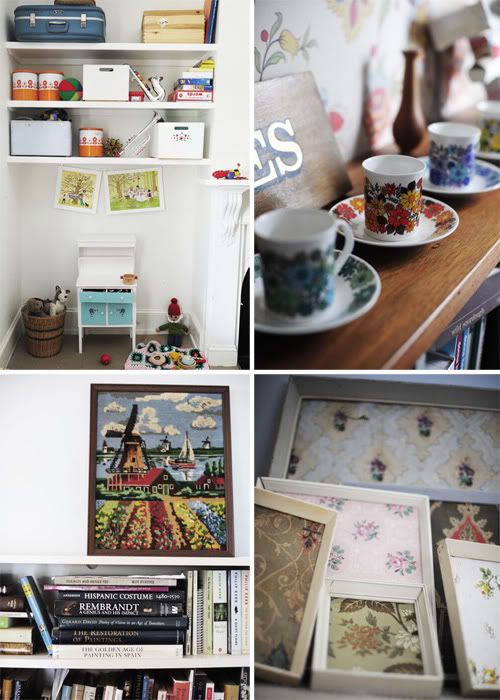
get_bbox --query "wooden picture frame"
[312,580,443,697]
[255,488,337,685]
[258,477,436,620]
[88,384,234,556]
[438,539,500,696]
[255,71,352,218]
[268,376,499,489]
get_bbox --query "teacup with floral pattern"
[478,101,500,154]
[363,155,426,241]
[255,208,354,322]
[428,122,480,187]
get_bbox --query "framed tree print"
[88,384,234,556]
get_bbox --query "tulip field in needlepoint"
[271,491,423,584]
[88,386,232,555]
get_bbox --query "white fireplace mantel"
[192,178,250,367]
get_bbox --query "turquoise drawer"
[81,302,106,325]
[80,291,135,304]
[108,303,133,325]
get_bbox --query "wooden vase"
[393,49,426,155]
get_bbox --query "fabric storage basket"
[22,311,66,357]
[83,65,129,101]
[10,120,72,156]
[14,4,106,42]
[142,10,204,43]
[151,122,205,159]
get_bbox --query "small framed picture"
[104,168,164,215]
[88,384,234,556]
[312,579,443,697]
[438,538,500,696]
[54,167,101,214]
[255,488,337,685]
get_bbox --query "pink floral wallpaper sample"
[273,492,423,584]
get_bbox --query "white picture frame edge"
[259,477,437,623]
[311,580,443,698]
[254,487,337,686]
[53,166,102,215]
[268,376,500,481]
[104,167,165,215]
[438,538,500,697]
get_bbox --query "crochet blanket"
[124,340,209,370]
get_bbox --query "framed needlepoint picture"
[254,71,352,217]
[88,384,234,556]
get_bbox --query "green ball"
[58,77,83,101]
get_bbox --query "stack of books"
[0,587,33,656]
[44,574,187,661]
[58,667,249,700]
[168,58,215,102]
[186,570,250,657]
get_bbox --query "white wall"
[0,372,251,556]
[255,373,500,479]
[1,0,251,346]
[0,4,22,365]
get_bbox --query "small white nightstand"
[76,238,137,354]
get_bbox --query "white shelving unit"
[7,101,214,111]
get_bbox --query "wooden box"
[141,10,205,44]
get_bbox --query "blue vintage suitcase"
[15,5,106,42]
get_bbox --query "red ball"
[100,353,111,365]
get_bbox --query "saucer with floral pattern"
[422,156,500,195]
[331,195,459,248]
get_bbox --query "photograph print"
[88,384,233,556]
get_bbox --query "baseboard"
[207,344,238,367]
[0,309,22,369]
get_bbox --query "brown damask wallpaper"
[255,504,325,671]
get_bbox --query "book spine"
[140,676,149,700]
[229,570,242,655]
[61,685,72,700]
[460,327,470,369]
[0,627,32,642]
[453,333,463,369]
[213,694,224,700]
[195,578,204,655]
[174,84,213,92]
[205,681,214,700]
[57,616,188,630]
[171,680,189,700]
[55,591,184,603]
[132,672,143,700]
[191,571,198,656]
[212,571,227,655]
[238,668,250,700]
[241,570,249,655]
[54,601,181,617]
[51,644,184,660]
[45,586,173,593]
[176,78,213,86]
[20,576,53,655]
[52,629,185,644]
[0,641,33,654]
[185,571,192,656]
[13,680,22,700]
[169,91,213,101]
[207,0,218,42]
[52,577,180,587]
[181,72,214,79]
[83,687,97,700]
[192,676,206,700]
[0,596,25,612]
[202,570,213,655]
[0,617,13,628]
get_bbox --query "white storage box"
[10,119,72,156]
[151,122,205,159]
[83,64,130,102]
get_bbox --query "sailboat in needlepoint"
[88,384,234,556]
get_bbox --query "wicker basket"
[22,310,66,358]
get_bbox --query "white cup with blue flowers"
[428,122,481,187]
[255,208,354,322]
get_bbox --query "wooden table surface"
[255,148,500,370]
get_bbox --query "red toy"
[100,353,111,365]
[212,163,248,180]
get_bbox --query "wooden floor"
[255,139,500,369]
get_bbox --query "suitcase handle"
[47,20,69,33]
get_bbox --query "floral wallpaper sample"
[254,504,325,671]
[328,598,424,674]
[450,555,500,689]
[269,491,423,585]
[289,400,499,490]
[430,501,499,676]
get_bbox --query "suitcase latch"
[81,13,87,28]
[29,12,36,27]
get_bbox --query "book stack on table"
[45,575,187,661]
[168,59,215,103]
[0,587,33,656]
